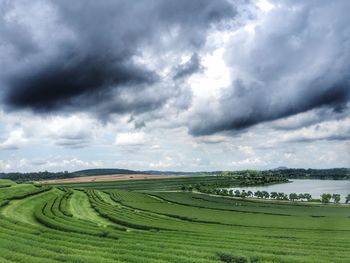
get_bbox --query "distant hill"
[269,168,350,180]
[73,169,219,177]
[273,166,288,170]
[73,168,143,176]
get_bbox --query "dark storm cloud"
[5,54,155,111]
[173,53,203,80]
[0,0,237,115]
[189,0,350,136]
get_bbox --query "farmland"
[0,177,349,263]
[41,173,188,184]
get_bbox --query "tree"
[277,192,285,200]
[298,194,305,201]
[247,191,253,197]
[234,190,241,197]
[262,191,269,199]
[304,193,312,202]
[229,190,233,196]
[332,194,341,204]
[270,192,278,199]
[346,194,350,204]
[254,191,262,198]
[241,190,248,198]
[321,193,331,203]
[289,193,298,201]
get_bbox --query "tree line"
[221,168,350,180]
[270,168,350,180]
[181,185,350,204]
[0,171,76,182]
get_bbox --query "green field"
[0,178,349,263]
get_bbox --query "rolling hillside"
[0,178,349,262]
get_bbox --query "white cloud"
[45,115,97,148]
[0,112,99,149]
[231,157,267,168]
[257,0,274,12]
[0,156,103,172]
[150,144,161,149]
[279,118,350,142]
[237,145,254,155]
[115,132,146,146]
[149,156,174,169]
[197,135,228,144]
[0,160,12,171]
[0,129,27,150]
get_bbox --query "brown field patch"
[41,173,187,184]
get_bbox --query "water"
[227,179,350,202]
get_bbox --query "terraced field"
[0,178,349,263]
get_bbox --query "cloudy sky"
[0,0,349,172]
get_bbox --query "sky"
[0,0,349,172]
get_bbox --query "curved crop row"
[0,181,349,263]
[33,190,120,239]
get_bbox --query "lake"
[227,179,350,202]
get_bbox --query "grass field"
[0,177,349,263]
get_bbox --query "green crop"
[0,178,349,263]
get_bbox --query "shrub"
[0,200,9,207]
[250,257,261,263]
[98,231,110,238]
[216,253,248,263]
